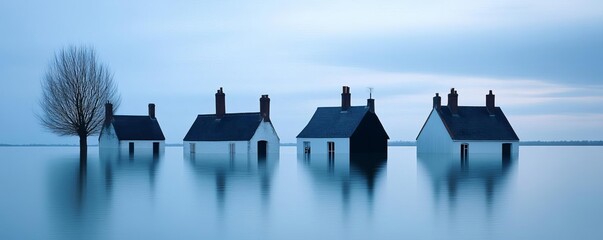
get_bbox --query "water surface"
[0,146,602,239]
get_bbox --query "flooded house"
[99,103,166,155]
[183,87,279,158]
[416,88,519,158]
[296,86,389,157]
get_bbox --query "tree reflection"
[47,149,163,240]
[47,155,108,240]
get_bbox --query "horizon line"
[2,140,603,147]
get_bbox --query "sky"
[1,0,602,144]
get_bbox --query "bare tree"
[39,45,120,158]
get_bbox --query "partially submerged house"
[416,88,519,158]
[183,88,280,158]
[99,103,166,154]
[296,86,389,157]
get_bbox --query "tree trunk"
[77,158,87,208]
[79,135,88,161]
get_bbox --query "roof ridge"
[317,105,368,109]
[113,115,153,118]
[442,105,501,108]
[197,112,261,117]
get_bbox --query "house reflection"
[99,148,162,196]
[185,153,278,212]
[298,152,387,214]
[417,153,516,217]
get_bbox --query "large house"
[297,86,389,157]
[99,103,166,154]
[183,88,279,158]
[416,88,519,158]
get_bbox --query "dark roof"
[422,106,519,141]
[111,116,165,141]
[183,113,264,141]
[297,106,381,138]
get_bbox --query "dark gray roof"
[183,113,264,141]
[425,106,519,141]
[111,116,165,141]
[297,106,378,138]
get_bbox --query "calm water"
[1,146,602,240]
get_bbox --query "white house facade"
[415,109,454,154]
[296,86,389,158]
[99,103,166,155]
[183,88,279,159]
[248,120,280,156]
[416,88,519,159]
[296,138,350,155]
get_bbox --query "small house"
[416,88,519,158]
[183,88,280,158]
[99,103,166,154]
[296,86,389,157]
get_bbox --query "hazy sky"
[1,0,602,144]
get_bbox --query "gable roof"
[111,116,165,141]
[420,106,519,141]
[297,106,376,138]
[183,112,264,141]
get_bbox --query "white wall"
[118,140,165,153]
[98,124,119,149]
[249,121,280,156]
[184,140,249,155]
[416,109,454,154]
[296,138,350,155]
[451,141,519,156]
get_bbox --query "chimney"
[367,98,375,113]
[486,90,495,115]
[148,103,156,119]
[215,87,225,119]
[448,88,458,115]
[105,102,113,124]
[260,94,270,121]
[341,86,351,111]
[433,93,441,110]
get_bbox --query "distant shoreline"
[2,141,603,147]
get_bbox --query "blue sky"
[1,0,602,144]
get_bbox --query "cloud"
[511,114,603,140]
[273,0,603,35]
